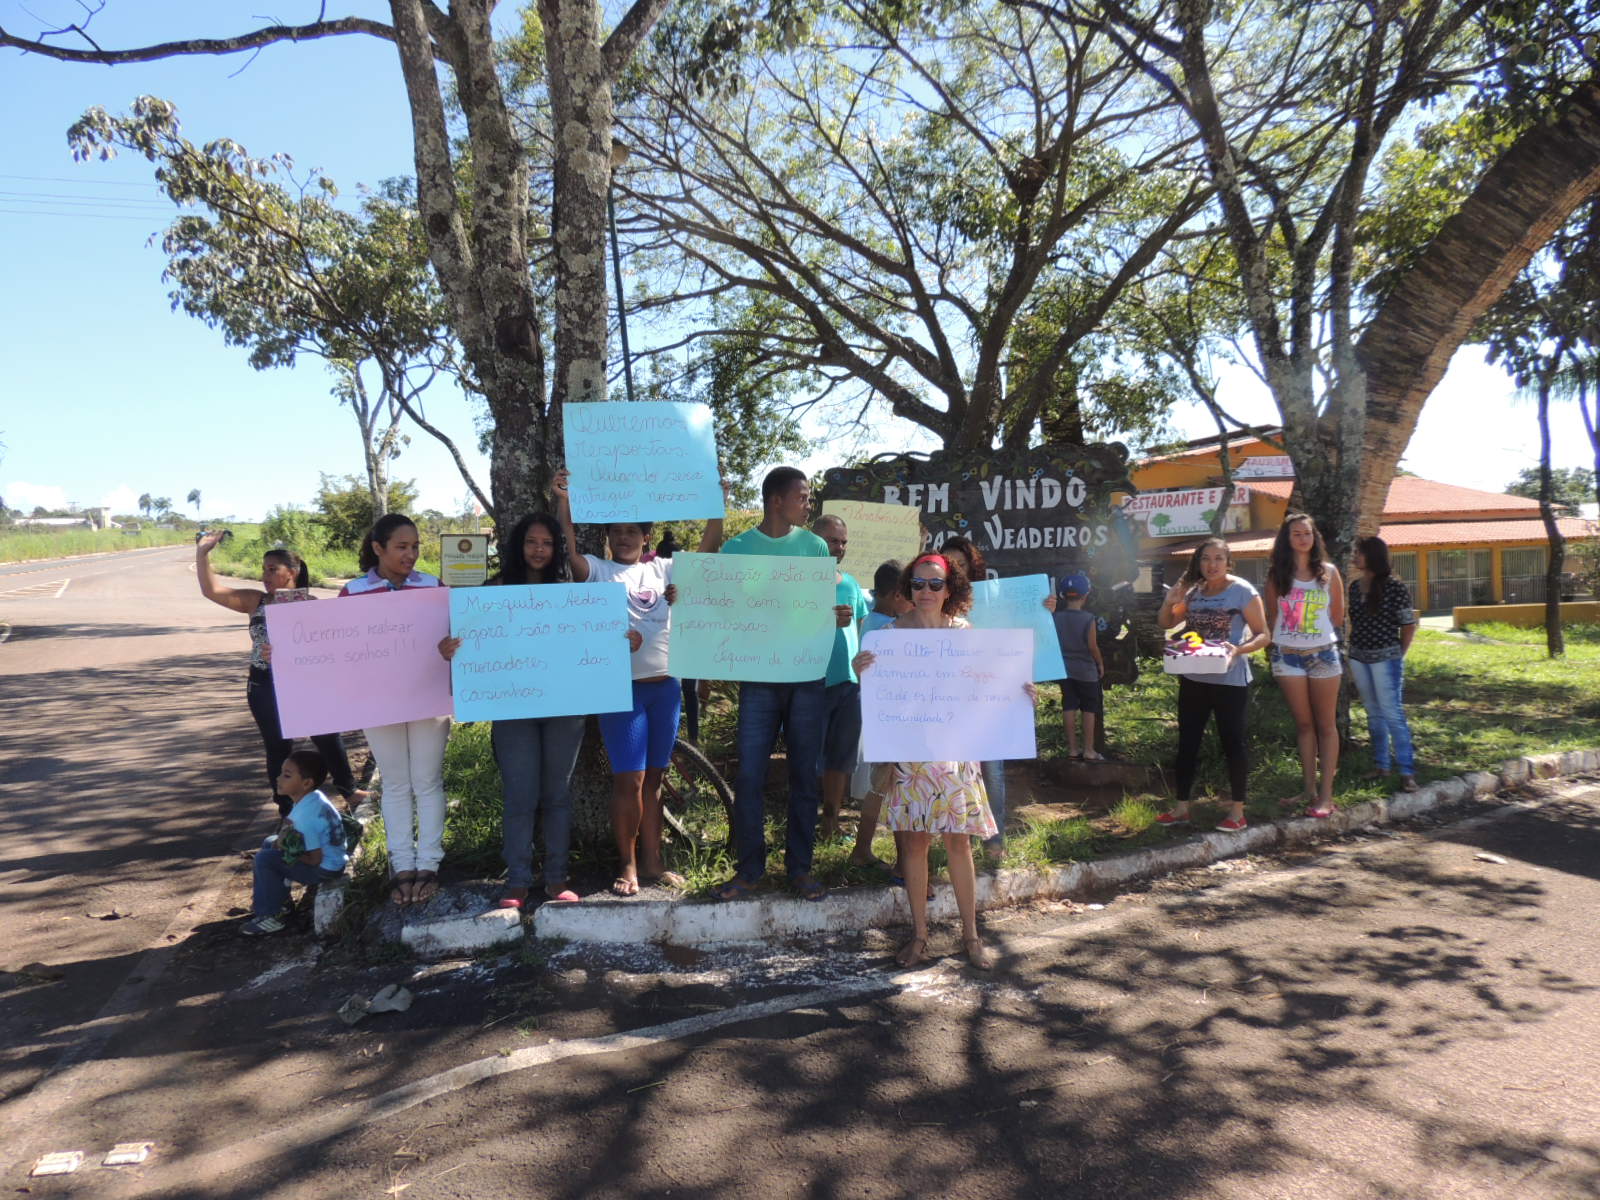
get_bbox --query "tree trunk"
[1538,369,1567,658]
[1356,80,1600,537]
[541,0,614,419]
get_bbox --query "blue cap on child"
[1060,572,1092,597]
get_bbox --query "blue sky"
[1,4,1592,522]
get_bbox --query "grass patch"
[211,534,375,589]
[1109,796,1158,834]
[0,526,196,563]
[1461,620,1600,646]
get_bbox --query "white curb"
[532,750,1598,949]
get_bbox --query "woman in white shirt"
[1264,513,1345,819]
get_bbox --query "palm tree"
[137,493,152,519]
[187,488,201,514]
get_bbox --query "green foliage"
[1505,465,1596,514]
[312,474,420,552]
[0,527,192,564]
[260,505,324,551]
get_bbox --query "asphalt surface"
[3,547,1600,1198]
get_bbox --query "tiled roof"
[1382,476,1543,519]
[1155,517,1596,557]
[1377,517,1595,547]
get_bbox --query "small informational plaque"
[441,533,490,587]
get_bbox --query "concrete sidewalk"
[363,749,1599,958]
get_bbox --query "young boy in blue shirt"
[241,748,351,936]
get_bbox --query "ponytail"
[263,548,310,589]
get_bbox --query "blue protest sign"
[565,401,725,523]
[967,573,1065,682]
[448,583,633,721]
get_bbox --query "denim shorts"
[820,680,863,773]
[1269,644,1342,679]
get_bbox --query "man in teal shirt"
[812,514,870,842]
[712,467,850,901]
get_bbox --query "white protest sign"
[820,499,924,581]
[859,627,1036,762]
[565,401,725,522]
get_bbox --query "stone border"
[531,749,1599,949]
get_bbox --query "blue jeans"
[981,760,1007,845]
[492,716,585,889]
[252,838,342,918]
[734,680,826,881]
[1348,655,1416,774]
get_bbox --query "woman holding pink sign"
[194,531,364,818]
[339,514,450,906]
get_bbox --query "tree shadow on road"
[110,797,1600,1200]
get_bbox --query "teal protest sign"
[667,552,837,682]
[565,401,725,523]
[448,583,632,722]
[967,573,1065,682]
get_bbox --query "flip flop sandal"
[895,937,931,968]
[640,871,686,889]
[610,876,640,897]
[544,887,581,903]
[964,937,995,971]
[389,870,417,906]
[411,871,439,903]
[712,876,760,901]
[791,874,827,902]
[497,888,529,910]
[1307,806,1335,820]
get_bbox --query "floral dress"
[880,617,998,838]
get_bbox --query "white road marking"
[0,577,70,599]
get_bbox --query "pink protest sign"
[264,587,452,737]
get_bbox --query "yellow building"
[1128,430,1596,612]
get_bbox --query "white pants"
[364,717,451,873]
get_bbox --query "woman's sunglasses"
[909,578,947,592]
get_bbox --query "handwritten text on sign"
[820,499,924,583]
[448,584,632,722]
[566,401,725,523]
[859,627,1036,763]
[667,551,837,682]
[265,587,452,738]
[968,574,1065,682]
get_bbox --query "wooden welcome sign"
[818,444,1143,683]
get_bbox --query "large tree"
[1043,0,1600,558]
[620,0,1209,452]
[2,0,676,541]
[68,101,488,517]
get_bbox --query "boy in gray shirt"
[1052,573,1106,760]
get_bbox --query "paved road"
[4,547,1600,1198]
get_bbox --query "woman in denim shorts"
[1265,513,1345,819]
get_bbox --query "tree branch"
[0,15,400,63]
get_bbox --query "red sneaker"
[1155,810,1190,826]
[1215,816,1248,832]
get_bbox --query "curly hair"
[1269,511,1330,595]
[898,552,973,615]
[940,535,987,580]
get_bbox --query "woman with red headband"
[853,551,1035,970]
